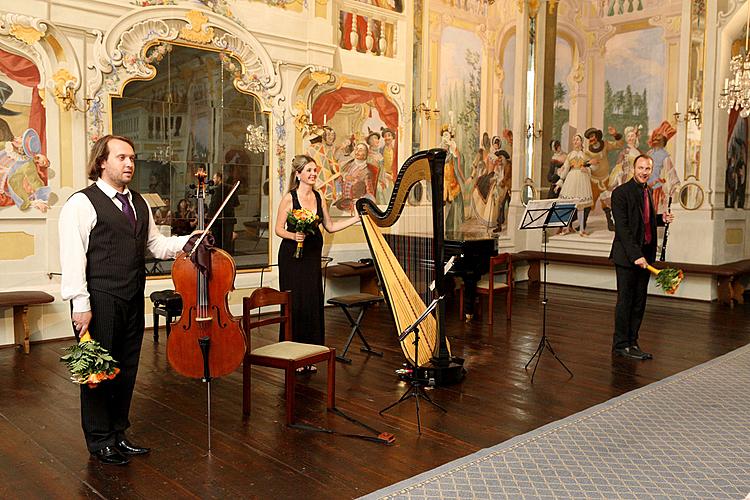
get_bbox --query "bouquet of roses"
[646,265,684,295]
[287,207,320,258]
[60,331,120,388]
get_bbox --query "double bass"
[167,168,246,379]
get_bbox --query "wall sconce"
[414,102,440,120]
[53,85,94,113]
[526,122,542,138]
[673,101,701,127]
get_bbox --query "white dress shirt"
[59,178,191,313]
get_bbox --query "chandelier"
[719,3,750,116]
[244,124,268,153]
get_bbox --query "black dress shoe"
[630,345,653,360]
[116,439,151,456]
[91,446,130,465]
[613,347,649,360]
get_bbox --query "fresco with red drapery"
[0,48,50,213]
[309,87,399,215]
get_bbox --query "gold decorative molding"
[293,100,310,132]
[51,68,78,110]
[310,70,332,86]
[649,15,682,36]
[726,228,743,246]
[179,10,214,44]
[548,0,559,15]
[0,232,34,260]
[10,23,44,45]
[570,61,584,83]
[517,0,541,17]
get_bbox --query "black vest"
[81,184,149,300]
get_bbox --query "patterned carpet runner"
[364,343,750,499]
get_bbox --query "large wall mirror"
[112,43,270,275]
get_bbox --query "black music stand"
[519,199,576,383]
[379,296,447,434]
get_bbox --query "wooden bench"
[0,291,55,353]
[512,251,750,305]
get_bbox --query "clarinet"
[659,196,672,262]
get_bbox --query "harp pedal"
[378,432,396,444]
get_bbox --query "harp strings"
[362,215,437,366]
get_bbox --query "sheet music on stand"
[518,198,577,230]
[517,197,576,383]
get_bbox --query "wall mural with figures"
[307,87,399,217]
[413,0,689,250]
[726,110,747,209]
[0,49,51,214]
[546,5,683,243]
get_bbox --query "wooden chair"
[242,287,335,425]
[459,253,513,324]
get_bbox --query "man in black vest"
[610,154,675,360]
[59,135,191,465]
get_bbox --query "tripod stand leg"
[379,385,414,415]
[524,334,546,383]
[418,387,448,413]
[524,333,546,369]
[414,391,421,434]
[544,337,573,377]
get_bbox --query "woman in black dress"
[274,155,360,369]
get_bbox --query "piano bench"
[327,293,384,364]
[149,290,182,343]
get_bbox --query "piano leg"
[462,272,481,320]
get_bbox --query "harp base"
[405,357,466,387]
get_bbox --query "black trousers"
[613,264,650,350]
[80,290,145,452]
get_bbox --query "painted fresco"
[499,35,515,139]
[309,87,399,217]
[552,37,572,148]
[549,15,678,239]
[726,110,747,209]
[352,0,403,12]
[0,49,50,214]
[437,26,484,234]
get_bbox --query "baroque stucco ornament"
[0,14,47,45]
[180,10,214,44]
[86,6,283,141]
[0,13,85,112]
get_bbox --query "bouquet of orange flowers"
[287,207,320,258]
[60,331,120,388]
[647,265,684,295]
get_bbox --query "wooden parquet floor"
[1,283,748,499]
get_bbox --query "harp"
[356,148,465,385]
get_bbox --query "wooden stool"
[327,293,384,364]
[149,290,182,342]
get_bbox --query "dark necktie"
[115,192,136,228]
[642,186,652,245]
